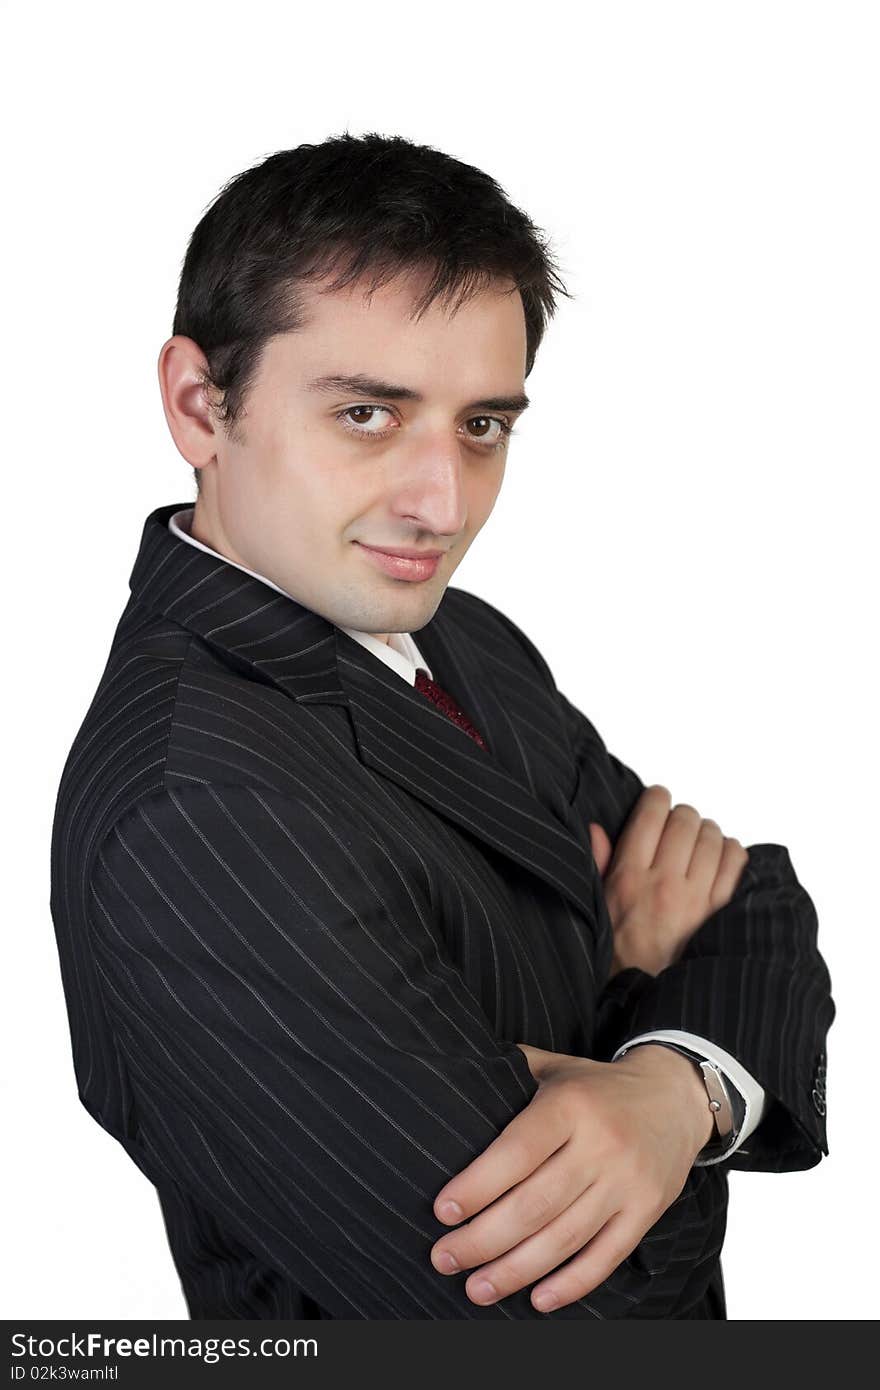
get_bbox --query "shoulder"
[54,603,340,886]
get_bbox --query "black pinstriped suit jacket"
[49,501,834,1319]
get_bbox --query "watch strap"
[615,1040,741,1157]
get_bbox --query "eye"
[338,404,395,434]
[464,415,514,448]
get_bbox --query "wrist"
[615,1043,716,1154]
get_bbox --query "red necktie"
[414,668,487,751]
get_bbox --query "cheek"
[262,439,346,516]
[469,463,505,522]
[286,468,380,552]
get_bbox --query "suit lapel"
[129,502,602,935]
[334,616,601,931]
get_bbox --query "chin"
[412,591,445,628]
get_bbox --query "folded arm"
[490,609,835,1174]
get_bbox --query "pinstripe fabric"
[49,500,834,1320]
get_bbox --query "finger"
[685,817,724,887]
[709,838,749,911]
[588,822,613,877]
[455,1180,616,1307]
[651,802,702,874]
[433,1089,569,1225]
[431,1140,594,1276]
[514,1042,558,1080]
[528,1206,646,1312]
[608,785,671,871]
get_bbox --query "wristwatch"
[614,1040,739,1158]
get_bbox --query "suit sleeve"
[87,782,727,1318]
[480,600,835,1175]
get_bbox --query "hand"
[430,1040,715,1312]
[588,785,749,978]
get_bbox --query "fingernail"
[438,1200,463,1222]
[470,1278,497,1303]
[533,1289,559,1312]
[434,1250,459,1274]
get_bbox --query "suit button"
[812,1086,826,1115]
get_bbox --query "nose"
[390,444,468,539]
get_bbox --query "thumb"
[588,821,613,877]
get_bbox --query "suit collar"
[167,505,432,686]
[129,502,602,935]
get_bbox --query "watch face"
[699,1063,734,1138]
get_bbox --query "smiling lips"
[354,541,445,582]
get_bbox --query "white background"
[3,0,877,1321]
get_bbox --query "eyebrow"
[304,372,530,415]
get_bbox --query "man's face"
[169,267,529,638]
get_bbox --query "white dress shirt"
[167,506,766,1162]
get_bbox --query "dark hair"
[172,131,572,492]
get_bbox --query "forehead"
[265,267,528,385]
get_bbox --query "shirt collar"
[168,507,432,686]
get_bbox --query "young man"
[49,133,833,1320]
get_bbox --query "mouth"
[353,541,444,583]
